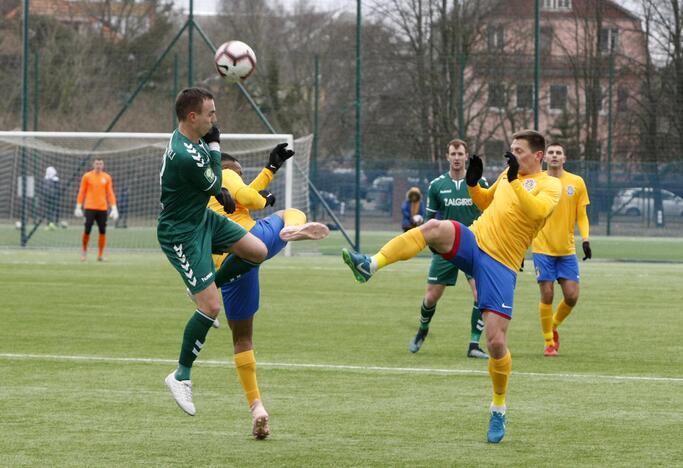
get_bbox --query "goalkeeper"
[342,130,561,444]
[74,158,118,261]
[208,149,329,440]
[159,87,268,418]
[532,142,591,357]
[409,139,489,359]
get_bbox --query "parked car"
[611,187,683,217]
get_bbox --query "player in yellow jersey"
[207,149,329,439]
[532,143,591,357]
[341,130,561,443]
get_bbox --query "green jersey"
[157,130,223,243]
[425,173,488,226]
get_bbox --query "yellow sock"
[371,228,426,271]
[489,351,511,408]
[283,208,306,227]
[234,350,260,405]
[539,302,554,346]
[553,299,574,329]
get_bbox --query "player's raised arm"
[466,155,497,210]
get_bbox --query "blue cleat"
[341,248,373,283]
[409,328,429,353]
[487,411,506,443]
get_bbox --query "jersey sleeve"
[76,174,88,205]
[577,204,590,240]
[509,176,561,222]
[469,173,501,210]
[248,168,274,192]
[425,182,439,220]
[106,174,117,206]
[578,178,590,207]
[181,149,221,194]
[227,169,268,210]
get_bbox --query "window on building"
[540,27,553,54]
[488,83,506,108]
[600,27,619,54]
[617,87,628,112]
[549,84,567,110]
[542,0,572,10]
[488,25,505,51]
[517,84,533,108]
[585,85,603,112]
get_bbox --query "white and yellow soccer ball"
[412,214,424,225]
[214,40,257,83]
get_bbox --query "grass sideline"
[1,250,682,466]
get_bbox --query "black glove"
[202,125,220,145]
[465,154,483,187]
[259,190,276,207]
[216,187,235,214]
[266,143,295,173]
[505,151,519,182]
[582,241,592,261]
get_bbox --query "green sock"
[419,301,436,331]
[470,302,484,343]
[175,309,214,381]
[215,254,260,286]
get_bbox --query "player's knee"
[564,294,578,307]
[486,334,507,358]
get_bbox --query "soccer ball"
[214,41,257,83]
[412,214,424,225]
[14,220,22,229]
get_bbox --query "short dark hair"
[447,138,468,154]
[175,87,214,121]
[220,152,238,162]
[512,129,546,153]
[546,142,566,153]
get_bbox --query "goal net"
[0,131,314,253]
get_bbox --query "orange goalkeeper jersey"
[76,170,117,211]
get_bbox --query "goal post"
[0,131,311,254]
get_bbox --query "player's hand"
[505,151,519,182]
[465,154,483,187]
[266,143,295,173]
[216,187,236,214]
[109,205,119,221]
[582,241,592,261]
[74,204,83,218]
[258,190,276,207]
[202,125,220,145]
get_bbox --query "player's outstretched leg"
[342,248,374,283]
[164,371,196,416]
[487,408,506,443]
[278,208,330,241]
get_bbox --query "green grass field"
[1,244,682,466]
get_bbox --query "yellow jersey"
[207,167,273,268]
[532,170,590,256]
[468,169,562,271]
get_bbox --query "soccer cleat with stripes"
[165,371,196,416]
[250,400,270,440]
[409,328,429,353]
[341,248,373,283]
[487,411,506,443]
[279,222,330,241]
[467,343,489,359]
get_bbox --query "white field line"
[2,352,682,383]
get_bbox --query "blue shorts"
[441,221,517,319]
[220,214,287,321]
[532,253,580,283]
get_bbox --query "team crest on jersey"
[567,185,576,196]
[523,179,536,192]
[204,167,215,182]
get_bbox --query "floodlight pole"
[534,0,541,130]
[188,0,194,86]
[20,0,30,246]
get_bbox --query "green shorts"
[427,253,472,286]
[159,209,247,294]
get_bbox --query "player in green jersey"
[409,139,490,359]
[158,87,269,416]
